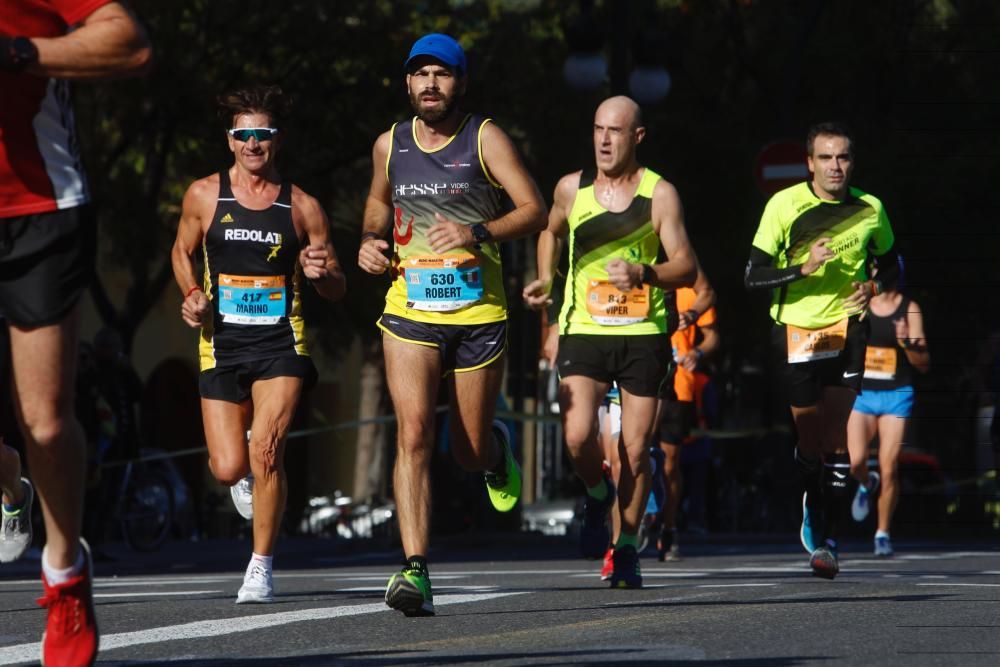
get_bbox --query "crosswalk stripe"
[0,592,523,665]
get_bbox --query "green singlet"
[751,182,894,329]
[558,167,668,336]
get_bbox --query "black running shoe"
[609,544,643,589]
[579,474,615,559]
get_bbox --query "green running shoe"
[484,420,521,512]
[385,565,434,616]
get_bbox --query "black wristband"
[641,264,654,286]
[0,37,38,72]
[360,231,381,243]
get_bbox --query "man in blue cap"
[359,33,546,616]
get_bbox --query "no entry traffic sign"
[754,140,808,195]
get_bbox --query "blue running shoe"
[580,474,615,559]
[609,544,642,589]
[851,471,880,522]
[800,491,822,554]
[874,534,894,557]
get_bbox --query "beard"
[409,88,458,124]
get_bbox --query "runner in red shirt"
[1,3,150,664]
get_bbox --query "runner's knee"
[209,456,248,486]
[21,412,74,449]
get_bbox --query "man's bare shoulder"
[651,175,680,199]
[554,170,583,199]
[184,174,221,203]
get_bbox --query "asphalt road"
[0,534,997,666]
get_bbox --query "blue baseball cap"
[405,33,466,74]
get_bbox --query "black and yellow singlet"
[199,170,308,371]
[558,167,668,336]
[383,113,507,325]
[751,182,894,329]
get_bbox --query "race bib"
[218,274,286,325]
[864,346,897,380]
[403,254,483,312]
[786,318,848,363]
[586,280,650,325]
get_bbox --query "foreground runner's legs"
[203,376,301,604]
[10,311,97,664]
[794,385,855,580]
[241,376,301,603]
[382,335,441,616]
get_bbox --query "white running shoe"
[230,473,254,520]
[851,471,880,522]
[0,478,33,563]
[236,560,274,603]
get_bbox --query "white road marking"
[917,583,1000,588]
[697,583,778,589]
[336,585,497,593]
[325,575,468,582]
[569,571,707,579]
[94,590,222,599]
[0,592,524,665]
[96,579,232,588]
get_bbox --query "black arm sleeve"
[744,246,805,290]
[870,245,900,288]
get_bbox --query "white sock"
[249,553,272,572]
[875,530,890,539]
[42,547,84,586]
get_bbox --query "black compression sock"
[405,555,428,572]
[822,452,851,544]
[795,447,822,506]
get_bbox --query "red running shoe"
[600,547,614,581]
[37,540,98,666]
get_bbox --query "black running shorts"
[557,333,670,398]
[658,399,697,445]
[377,314,506,374]
[199,354,317,403]
[0,205,96,327]
[770,315,868,408]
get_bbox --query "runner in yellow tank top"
[357,34,546,617]
[524,95,699,589]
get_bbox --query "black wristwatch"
[470,223,492,244]
[1,37,39,72]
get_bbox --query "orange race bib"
[864,346,897,380]
[586,280,650,325]
[786,318,848,364]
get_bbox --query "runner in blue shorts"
[846,261,929,557]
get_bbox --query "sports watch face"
[471,223,490,243]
